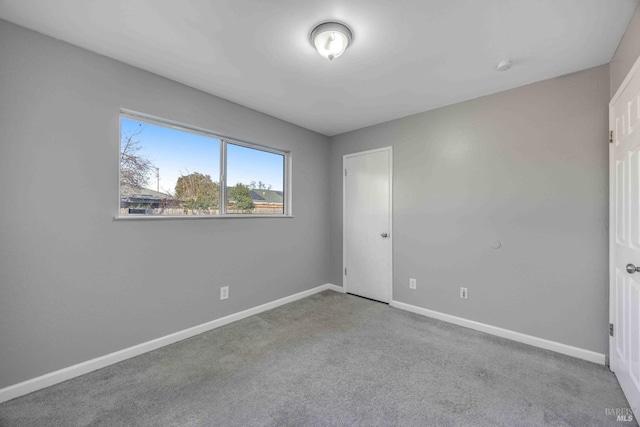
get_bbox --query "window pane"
[120,117,220,216]
[226,143,285,215]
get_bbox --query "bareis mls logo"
[605,408,634,423]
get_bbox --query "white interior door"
[610,55,640,416]
[344,147,392,303]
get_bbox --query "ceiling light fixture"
[310,22,353,61]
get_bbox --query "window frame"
[117,110,292,219]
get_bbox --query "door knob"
[626,264,640,274]
[381,233,388,238]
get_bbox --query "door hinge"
[344,169,347,176]
[610,323,614,337]
[609,130,614,144]
[344,268,347,276]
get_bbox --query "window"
[119,112,289,217]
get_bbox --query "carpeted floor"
[0,290,635,426]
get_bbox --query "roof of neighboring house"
[120,184,171,200]
[249,189,283,204]
[224,187,283,204]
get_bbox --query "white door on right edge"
[610,55,640,416]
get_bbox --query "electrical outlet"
[409,278,417,289]
[220,286,229,300]
[460,287,468,299]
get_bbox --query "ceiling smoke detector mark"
[496,59,513,72]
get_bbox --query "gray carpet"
[0,291,635,426]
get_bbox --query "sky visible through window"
[121,117,284,195]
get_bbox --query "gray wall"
[0,20,331,389]
[329,65,610,354]
[611,3,640,97]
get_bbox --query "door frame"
[343,146,393,302]
[610,53,640,371]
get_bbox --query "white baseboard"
[0,283,338,404]
[327,284,345,293]
[390,300,606,365]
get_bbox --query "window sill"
[114,214,294,221]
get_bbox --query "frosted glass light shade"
[310,22,353,61]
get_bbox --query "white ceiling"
[0,0,637,136]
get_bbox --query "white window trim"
[116,110,292,219]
